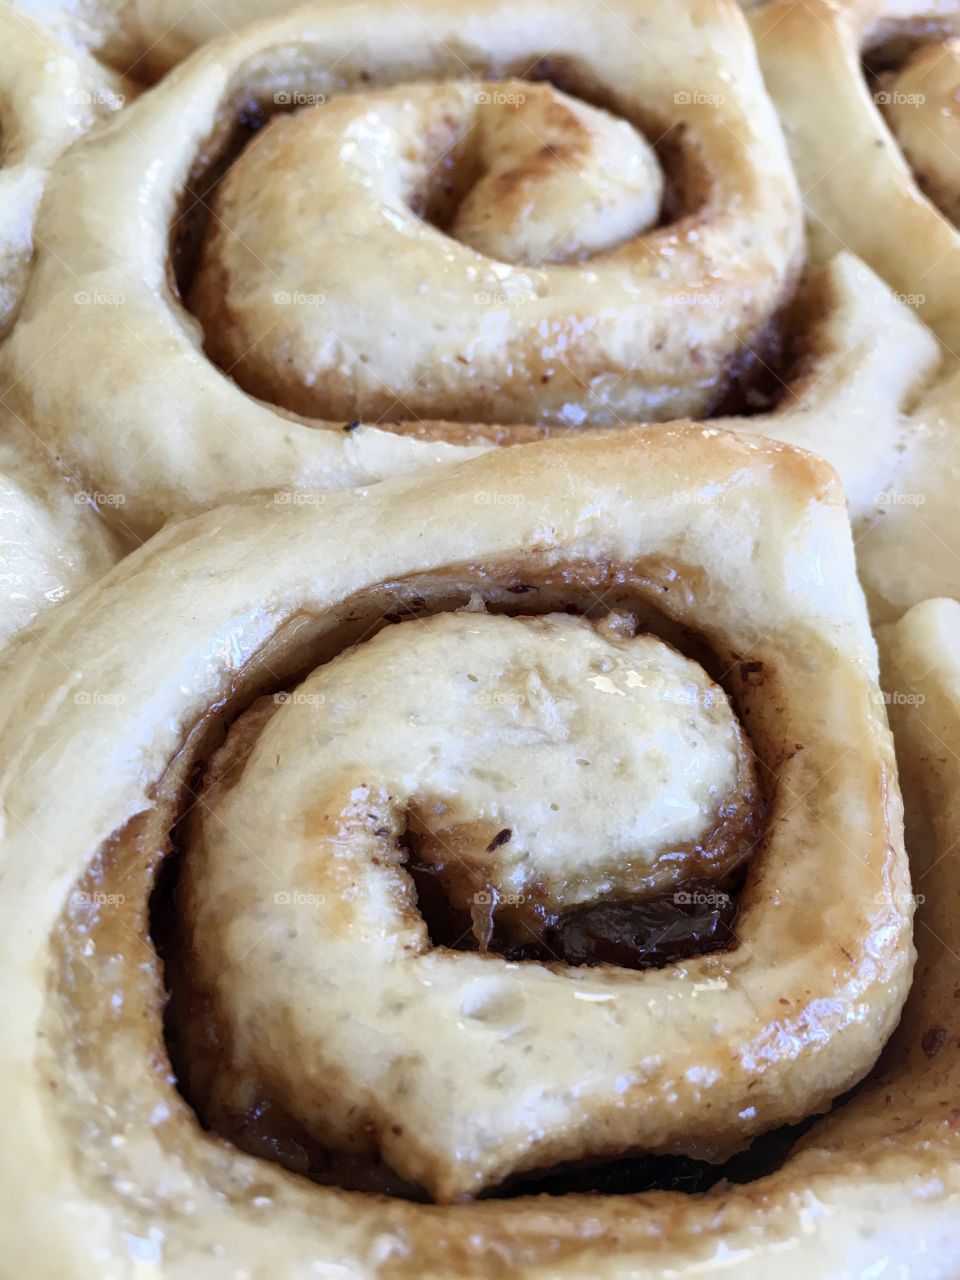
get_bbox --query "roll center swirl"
[188,76,801,427]
[181,611,760,1201]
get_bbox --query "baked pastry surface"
[0,1,958,1273]
[752,0,960,348]
[0,426,933,1276]
[0,0,803,534]
[0,411,120,648]
[5,0,960,627]
[0,2,129,335]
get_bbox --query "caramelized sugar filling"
[860,21,955,78]
[405,843,749,967]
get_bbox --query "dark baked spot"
[486,828,513,853]
[921,1026,951,1058]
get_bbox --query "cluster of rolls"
[1,0,960,1277]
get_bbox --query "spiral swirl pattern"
[184,609,762,1200]
[190,75,789,428]
[1,2,960,1275]
[0,0,802,534]
[0,427,921,1276]
[9,0,960,630]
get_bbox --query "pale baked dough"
[0,1,129,335]
[5,0,318,74]
[0,0,803,535]
[188,74,793,427]
[710,252,960,622]
[184,611,762,1201]
[0,410,120,649]
[879,37,960,225]
[751,0,960,349]
[3,0,959,627]
[0,425,925,1276]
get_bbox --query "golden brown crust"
[5,1,960,636]
[0,4,958,1272]
[187,76,791,428]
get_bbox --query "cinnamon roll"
[0,2,129,336]
[4,0,958,627]
[0,0,804,535]
[752,0,960,349]
[0,426,925,1274]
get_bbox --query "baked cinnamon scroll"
[0,427,921,1274]
[752,0,960,349]
[0,0,803,535]
[5,0,959,628]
